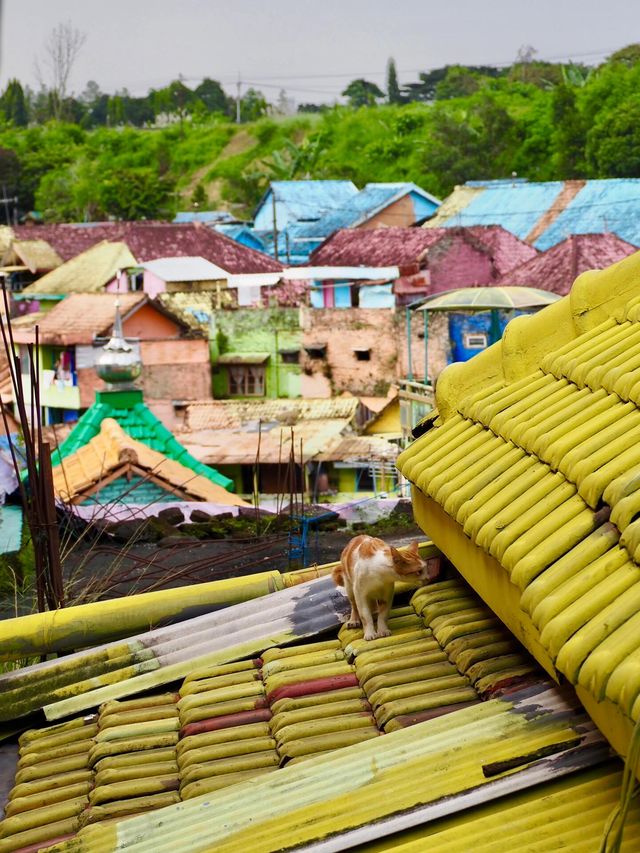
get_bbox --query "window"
[463,332,488,350]
[279,349,300,365]
[228,364,265,396]
[304,344,327,359]
[353,348,371,362]
[128,271,144,292]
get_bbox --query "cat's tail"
[331,564,345,587]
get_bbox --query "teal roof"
[52,391,234,492]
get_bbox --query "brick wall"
[429,239,494,292]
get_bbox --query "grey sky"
[1,0,638,103]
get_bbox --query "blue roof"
[443,180,565,242]
[276,183,441,263]
[253,181,358,229]
[214,223,267,252]
[173,211,237,224]
[535,179,640,250]
[439,179,640,250]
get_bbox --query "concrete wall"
[300,306,451,395]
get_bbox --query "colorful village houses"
[48,302,241,508]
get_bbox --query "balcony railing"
[398,378,435,442]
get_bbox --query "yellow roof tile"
[53,417,246,506]
[398,248,640,758]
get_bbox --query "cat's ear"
[407,541,420,554]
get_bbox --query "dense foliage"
[1,48,639,222]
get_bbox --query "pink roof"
[310,227,444,271]
[495,233,639,296]
[309,224,537,276]
[14,222,282,274]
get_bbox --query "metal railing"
[398,378,435,442]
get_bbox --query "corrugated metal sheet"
[287,183,440,253]
[4,566,613,851]
[538,179,640,250]
[253,181,358,232]
[429,178,640,252]
[397,250,640,747]
[41,683,607,852]
[141,256,229,281]
[437,180,565,242]
[0,576,351,722]
[355,765,639,852]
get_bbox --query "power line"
[95,43,621,100]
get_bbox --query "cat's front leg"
[355,588,376,641]
[374,586,393,638]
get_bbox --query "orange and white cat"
[332,535,435,641]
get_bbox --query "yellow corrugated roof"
[53,417,246,506]
[21,241,136,295]
[3,574,612,853]
[359,765,640,852]
[397,248,640,760]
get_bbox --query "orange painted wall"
[139,339,209,365]
[122,304,180,339]
[359,195,415,229]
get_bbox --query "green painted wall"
[81,475,186,506]
[211,309,302,399]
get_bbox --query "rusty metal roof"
[27,683,611,852]
[3,571,617,852]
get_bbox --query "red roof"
[309,225,537,277]
[495,233,638,296]
[14,222,282,274]
[310,227,444,271]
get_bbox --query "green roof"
[53,389,234,492]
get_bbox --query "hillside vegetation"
[1,48,640,223]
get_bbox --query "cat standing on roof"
[332,535,435,641]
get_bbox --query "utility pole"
[271,190,279,262]
[0,185,17,226]
[236,74,242,124]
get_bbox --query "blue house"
[282,183,441,264]
[252,181,441,264]
[253,181,359,233]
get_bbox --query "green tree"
[550,84,586,177]
[608,44,640,67]
[386,58,402,104]
[435,66,481,100]
[194,78,229,115]
[587,95,640,177]
[342,79,384,108]
[0,80,28,126]
[240,88,268,121]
